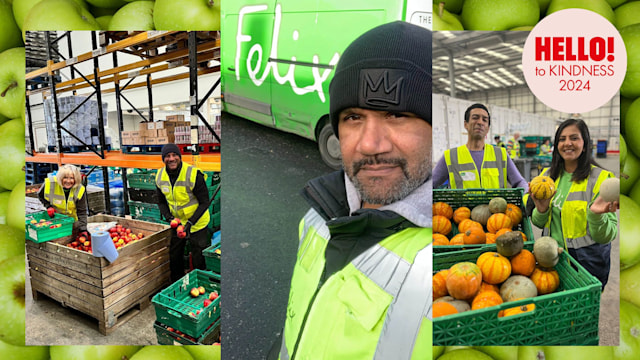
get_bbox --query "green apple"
[438,349,493,360]
[0,223,24,263]
[617,299,640,360]
[0,120,26,190]
[434,346,445,359]
[621,260,640,308]
[620,195,640,269]
[474,346,518,360]
[7,182,24,231]
[622,95,634,136]
[96,15,111,28]
[108,0,154,30]
[461,0,539,31]
[607,0,629,8]
[625,97,640,157]
[434,3,464,30]
[129,346,194,360]
[0,0,22,53]
[622,135,628,168]
[518,346,545,359]
[85,0,125,7]
[23,0,100,30]
[620,24,640,98]
[622,150,640,194]
[184,345,220,360]
[12,0,89,30]
[154,0,220,30]
[0,256,25,346]
[0,47,25,120]
[50,346,142,360]
[0,339,48,360]
[433,0,464,14]
[510,26,535,30]
[543,346,614,359]
[615,1,640,29]
[546,0,616,24]
[88,4,118,17]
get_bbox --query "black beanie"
[161,143,181,161]
[329,21,432,138]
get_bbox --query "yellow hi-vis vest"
[279,209,432,360]
[538,166,613,249]
[508,138,520,158]
[43,177,85,221]
[155,163,210,233]
[444,144,507,189]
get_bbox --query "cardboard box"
[156,136,170,144]
[130,131,141,138]
[166,115,185,122]
[147,122,156,130]
[157,129,167,137]
[121,131,132,139]
[146,138,158,145]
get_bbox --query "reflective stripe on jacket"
[155,163,209,232]
[540,166,612,249]
[280,209,432,360]
[43,177,85,220]
[444,144,507,189]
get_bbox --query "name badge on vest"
[162,186,170,193]
[461,171,476,181]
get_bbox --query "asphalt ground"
[220,112,333,359]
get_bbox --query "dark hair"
[548,119,599,182]
[494,135,500,140]
[464,103,490,126]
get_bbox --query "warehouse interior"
[25,31,222,345]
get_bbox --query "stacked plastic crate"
[43,96,111,151]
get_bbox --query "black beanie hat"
[329,21,432,138]
[161,143,181,161]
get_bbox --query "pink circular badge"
[522,9,626,114]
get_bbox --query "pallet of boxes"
[431,187,602,345]
[121,115,189,149]
[26,213,172,335]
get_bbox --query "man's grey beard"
[345,152,431,206]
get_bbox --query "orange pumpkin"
[433,234,450,246]
[501,301,536,317]
[476,252,511,284]
[510,249,536,276]
[433,215,452,235]
[433,302,459,318]
[433,270,449,299]
[446,262,483,300]
[433,202,453,219]
[453,207,471,224]
[471,290,504,310]
[485,233,497,244]
[458,219,483,233]
[495,228,511,238]
[530,267,560,295]
[486,213,513,233]
[450,234,465,245]
[480,281,500,294]
[505,204,523,226]
[463,227,486,244]
[517,231,528,242]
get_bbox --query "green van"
[221,1,430,168]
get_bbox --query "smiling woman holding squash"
[527,119,618,290]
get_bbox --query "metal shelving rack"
[25,31,221,215]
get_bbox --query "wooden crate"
[26,215,172,335]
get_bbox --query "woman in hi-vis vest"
[38,164,90,240]
[528,119,618,290]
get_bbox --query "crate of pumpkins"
[432,233,602,346]
[432,188,535,253]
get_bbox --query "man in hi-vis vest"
[432,104,528,190]
[275,22,431,360]
[156,143,211,282]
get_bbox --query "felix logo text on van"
[235,3,341,103]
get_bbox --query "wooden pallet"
[26,215,171,335]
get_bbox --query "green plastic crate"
[208,211,220,231]
[433,188,534,253]
[203,244,221,273]
[127,170,158,190]
[154,319,220,345]
[152,270,221,339]
[133,216,169,225]
[433,244,601,345]
[128,200,163,219]
[204,171,221,187]
[26,211,75,243]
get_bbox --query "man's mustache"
[353,156,408,177]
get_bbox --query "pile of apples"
[187,286,219,318]
[25,187,38,194]
[109,224,144,250]
[66,233,93,253]
[28,218,62,229]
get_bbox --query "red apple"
[198,286,205,295]
[189,287,200,297]
[170,218,181,228]
[209,291,219,300]
[204,299,211,307]
[125,228,131,234]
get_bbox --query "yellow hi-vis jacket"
[155,163,209,232]
[507,137,520,158]
[43,177,85,220]
[279,209,432,360]
[444,144,507,189]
